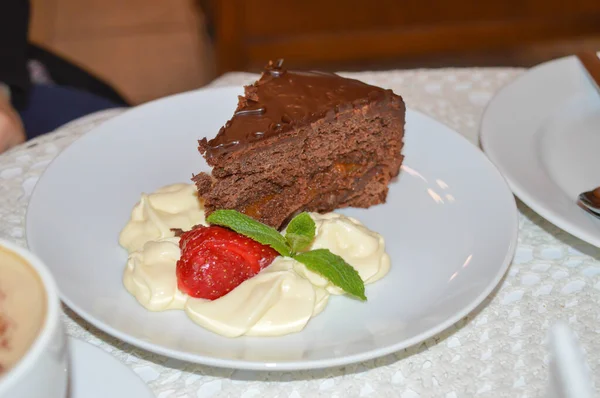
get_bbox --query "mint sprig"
[205,209,367,300]
[294,249,366,301]
[285,212,316,253]
[206,210,291,257]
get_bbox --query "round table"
[2,68,599,398]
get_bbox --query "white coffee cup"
[0,239,68,398]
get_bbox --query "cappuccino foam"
[0,247,46,374]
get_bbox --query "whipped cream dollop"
[123,237,187,311]
[293,212,390,295]
[121,184,390,337]
[123,239,330,337]
[119,183,206,253]
[185,258,330,337]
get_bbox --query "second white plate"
[481,54,600,247]
[27,86,517,370]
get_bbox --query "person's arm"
[0,93,25,152]
[0,0,29,152]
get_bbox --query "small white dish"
[0,239,67,398]
[68,338,154,398]
[481,54,600,247]
[26,86,518,370]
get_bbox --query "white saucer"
[481,54,600,247]
[68,338,154,398]
[27,86,517,370]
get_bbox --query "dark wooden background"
[199,0,600,74]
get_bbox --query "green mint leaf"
[293,249,366,301]
[285,212,316,253]
[207,210,291,257]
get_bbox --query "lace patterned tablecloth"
[2,68,600,398]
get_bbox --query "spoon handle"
[583,188,600,207]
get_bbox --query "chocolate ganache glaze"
[200,60,396,160]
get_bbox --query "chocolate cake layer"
[194,61,405,229]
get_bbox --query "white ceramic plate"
[481,54,600,247]
[27,86,517,370]
[68,338,154,398]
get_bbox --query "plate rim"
[480,54,600,248]
[26,86,519,370]
[68,337,154,398]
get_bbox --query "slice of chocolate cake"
[193,61,405,229]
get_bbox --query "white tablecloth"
[2,68,599,398]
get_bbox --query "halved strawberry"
[176,225,279,300]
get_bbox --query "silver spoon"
[578,188,600,217]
